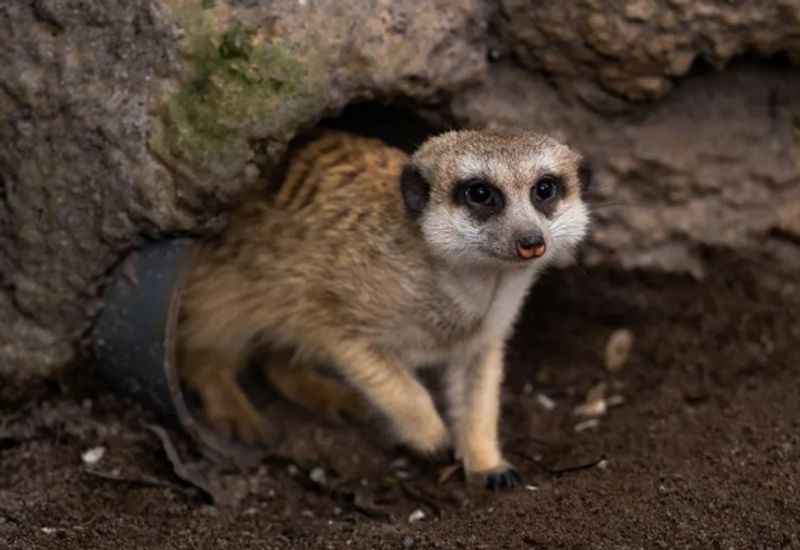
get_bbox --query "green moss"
[159,9,326,177]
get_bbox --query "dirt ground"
[1,250,799,550]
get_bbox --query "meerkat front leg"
[446,341,521,489]
[325,341,450,456]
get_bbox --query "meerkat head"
[400,129,592,270]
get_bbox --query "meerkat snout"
[515,233,546,260]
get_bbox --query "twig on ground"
[145,424,216,502]
[82,467,190,493]
[513,450,607,477]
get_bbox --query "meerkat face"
[401,130,592,270]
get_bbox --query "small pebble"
[607,395,625,407]
[574,382,608,418]
[605,329,634,371]
[408,509,426,523]
[574,399,607,418]
[402,535,416,548]
[309,467,327,486]
[287,464,300,477]
[81,446,106,466]
[535,393,556,411]
[41,527,58,535]
[525,484,539,491]
[522,382,534,395]
[390,457,409,470]
[574,418,600,432]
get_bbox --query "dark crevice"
[319,101,442,154]
[684,50,795,80]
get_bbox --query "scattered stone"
[597,459,609,470]
[402,535,416,548]
[574,382,608,418]
[390,457,409,470]
[41,527,58,535]
[535,392,556,411]
[522,382,534,395]
[408,509,426,523]
[605,329,635,371]
[81,446,106,466]
[525,484,539,491]
[287,464,300,477]
[607,395,626,407]
[574,418,600,432]
[309,467,327,486]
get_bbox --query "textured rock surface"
[1,0,799,375]
[497,0,800,104]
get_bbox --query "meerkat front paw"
[464,459,524,490]
[483,464,523,491]
[467,461,524,491]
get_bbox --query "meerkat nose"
[516,235,546,260]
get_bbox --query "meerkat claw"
[485,468,523,491]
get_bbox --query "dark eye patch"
[530,174,562,217]
[453,177,505,222]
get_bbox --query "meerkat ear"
[577,158,593,192]
[400,164,430,218]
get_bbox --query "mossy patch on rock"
[157,5,326,179]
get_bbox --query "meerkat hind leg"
[263,351,370,423]
[181,349,273,445]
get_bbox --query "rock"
[496,0,800,102]
[309,466,326,486]
[407,509,426,523]
[81,446,106,466]
[605,329,635,372]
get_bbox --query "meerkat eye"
[454,178,505,219]
[462,179,502,207]
[466,182,492,205]
[532,175,561,203]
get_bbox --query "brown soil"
[2,251,799,550]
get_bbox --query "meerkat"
[177,128,591,489]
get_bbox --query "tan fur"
[177,129,590,485]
